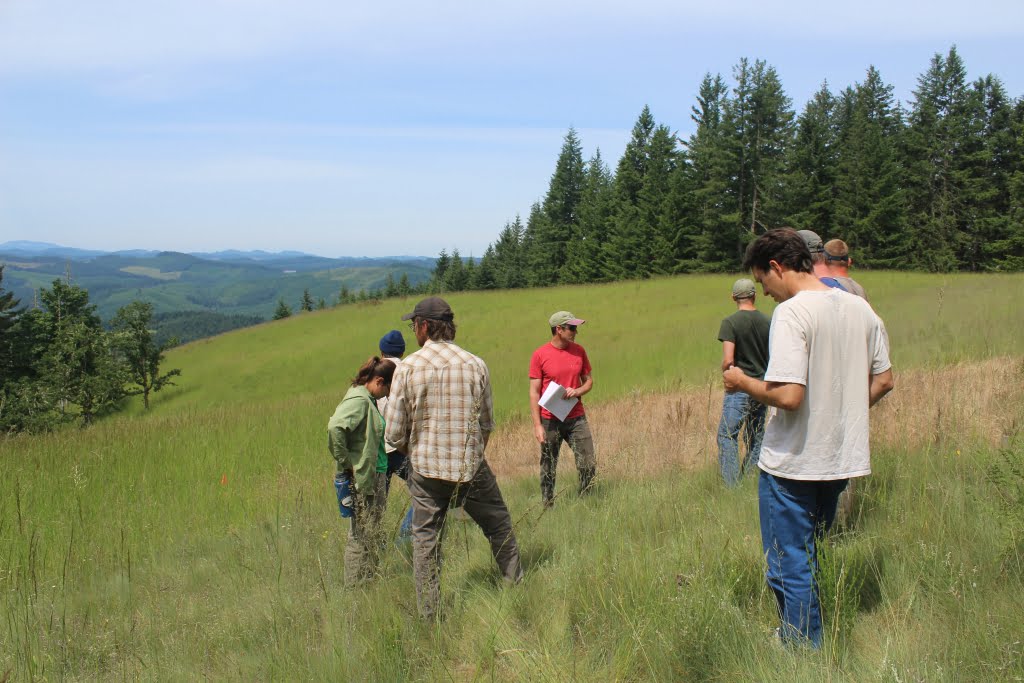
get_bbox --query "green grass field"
[2,272,1024,681]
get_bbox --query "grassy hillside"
[160,270,1024,422]
[2,271,1024,680]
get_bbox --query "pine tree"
[641,125,679,274]
[492,216,527,288]
[533,128,586,283]
[300,288,314,312]
[273,298,292,320]
[784,82,838,235]
[903,46,971,271]
[603,106,658,279]
[432,249,451,291]
[564,150,614,283]
[674,73,736,271]
[111,301,181,410]
[398,273,412,296]
[444,248,469,291]
[725,59,795,252]
[0,266,22,384]
[833,67,907,267]
[384,273,399,298]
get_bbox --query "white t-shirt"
[758,289,891,481]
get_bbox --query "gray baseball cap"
[732,278,756,299]
[797,229,824,254]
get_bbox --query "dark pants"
[407,460,523,620]
[540,415,597,505]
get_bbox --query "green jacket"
[327,385,384,494]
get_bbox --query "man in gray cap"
[796,229,847,292]
[716,278,772,485]
[529,310,596,507]
[384,296,523,619]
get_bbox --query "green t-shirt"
[718,309,771,379]
[376,410,387,473]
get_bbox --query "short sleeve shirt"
[718,309,771,379]
[529,342,592,420]
[758,289,891,481]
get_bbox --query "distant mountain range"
[0,241,435,341]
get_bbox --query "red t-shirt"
[529,342,592,420]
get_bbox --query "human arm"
[383,369,411,453]
[723,367,805,411]
[869,368,894,407]
[720,341,736,373]
[563,372,592,400]
[529,377,545,444]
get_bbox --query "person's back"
[758,289,889,479]
[721,309,770,380]
[385,296,521,621]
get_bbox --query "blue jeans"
[759,472,848,648]
[717,391,766,486]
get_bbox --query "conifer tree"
[444,248,469,291]
[492,216,527,288]
[724,59,795,254]
[833,67,907,267]
[904,46,971,271]
[674,73,735,271]
[564,150,614,282]
[273,298,292,320]
[111,301,181,410]
[603,106,658,279]
[300,288,314,312]
[533,128,586,283]
[784,82,838,235]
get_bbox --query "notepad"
[538,381,578,422]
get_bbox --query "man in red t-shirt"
[529,310,596,508]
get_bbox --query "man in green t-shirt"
[717,278,771,486]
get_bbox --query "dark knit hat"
[379,330,406,357]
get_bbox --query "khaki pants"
[344,472,387,587]
[408,460,523,620]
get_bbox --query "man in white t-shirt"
[723,228,894,648]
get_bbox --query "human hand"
[533,423,546,445]
[723,366,745,393]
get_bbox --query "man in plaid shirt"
[385,296,523,619]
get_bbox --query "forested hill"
[0,246,435,332]
[423,47,1024,294]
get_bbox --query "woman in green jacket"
[327,356,396,586]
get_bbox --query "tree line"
[426,47,1023,292]
[0,267,180,433]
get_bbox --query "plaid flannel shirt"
[384,340,494,483]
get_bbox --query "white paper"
[538,381,578,422]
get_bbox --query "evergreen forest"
[427,47,1024,293]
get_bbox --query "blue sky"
[1,1,1022,258]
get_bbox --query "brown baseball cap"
[401,296,454,322]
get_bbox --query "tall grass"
[3,272,1024,680]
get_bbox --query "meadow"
[2,272,1024,681]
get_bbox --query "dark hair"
[415,316,456,342]
[742,229,814,274]
[351,356,396,387]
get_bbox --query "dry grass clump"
[485,356,1024,480]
